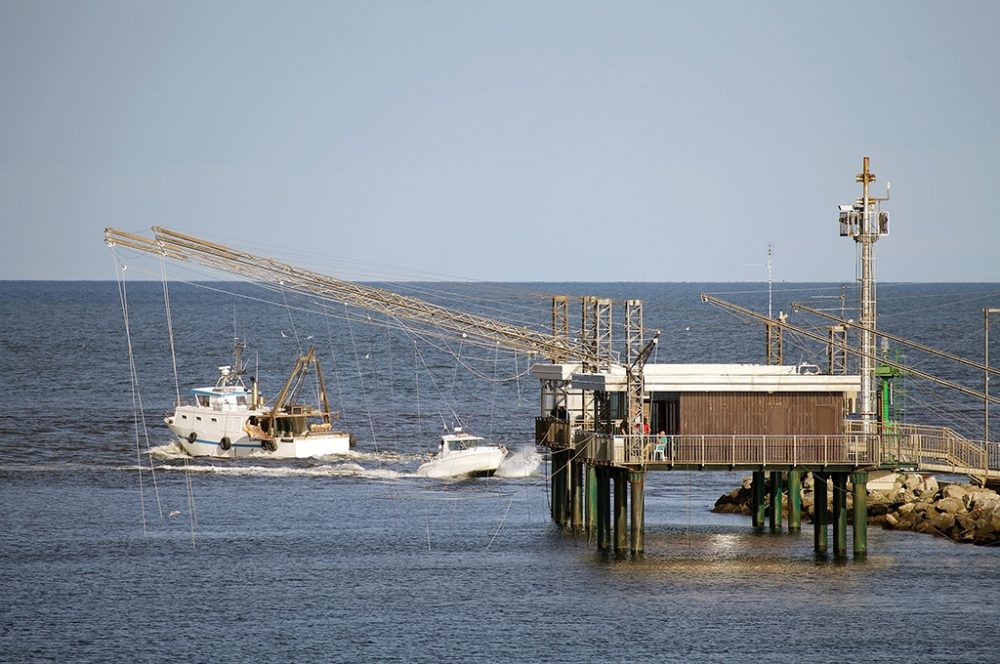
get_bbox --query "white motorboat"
[416,428,507,478]
[164,342,353,458]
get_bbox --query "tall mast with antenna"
[839,157,890,431]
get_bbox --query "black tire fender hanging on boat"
[262,439,277,452]
[187,432,198,444]
[220,437,231,451]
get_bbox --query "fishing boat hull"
[416,446,507,478]
[165,412,352,459]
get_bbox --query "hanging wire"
[321,304,349,430]
[160,255,181,406]
[345,302,379,453]
[113,253,164,532]
[489,341,499,440]
[279,282,303,353]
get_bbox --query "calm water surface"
[3,281,999,663]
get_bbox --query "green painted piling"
[832,472,848,558]
[571,460,584,530]
[629,470,645,556]
[597,467,611,550]
[769,470,783,532]
[613,469,628,553]
[586,465,597,533]
[787,469,802,532]
[813,473,828,553]
[751,471,766,529]
[553,450,569,526]
[851,471,868,556]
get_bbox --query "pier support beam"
[769,471,783,532]
[613,469,628,554]
[571,459,584,530]
[852,471,869,557]
[552,450,570,527]
[596,467,611,550]
[787,469,802,532]
[832,472,848,558]
[586,465,598,533]
[751,471,766,530]
[813,472,828,554]
[629,470,645,556]
[549,451,558,523]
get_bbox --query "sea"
[3,280,1000,663]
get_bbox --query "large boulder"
[967,490,1000,511]
[941,484,970,501]
[973,505,1000,545]
[955,511,978,535]
[868,489,891,506]
[929,512,956,534]
[901,473,922,491]
[936,496,966,515]
[919,475,940,497]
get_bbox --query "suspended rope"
[385,325,399,445]
[279,282,303,353]
[414,340,426,451]
[184,456,197,551]
[346,302,379,452]
[411,337,460,432]
[448,336,464,402]
[489,341,499,441]
[159,255,181,406]
[113,253,164,532]
[322,304,349,429]
[486,493,515,551]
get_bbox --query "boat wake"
[145,461,411,480]
[495,447,543,479]
[121,442,540,481]
[147,441,423,465]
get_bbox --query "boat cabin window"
[236,396,247,406]
[197,395,210,407]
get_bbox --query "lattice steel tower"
[838,157,890,431]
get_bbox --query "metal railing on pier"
[535,416,1000,479]
[584,432,881,468]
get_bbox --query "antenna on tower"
[838,156,891,432]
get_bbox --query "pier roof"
[533,363,860,396]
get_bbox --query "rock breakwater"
[713,472,1000,546]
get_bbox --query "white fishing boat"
[416,428,507,478]
[164,341,353,458]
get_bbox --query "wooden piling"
[586,465,597,533]
[813,472,828,554]
[787,469,802,532]
[597,466,611,550]
[832,472,848,558]
[768,470,783,532]
[629,470,645,556]
[851,471,868,557]
[751,470,766,529]
[571,459,584,530]
[613,469,628,553]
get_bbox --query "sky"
[2,0,998,282]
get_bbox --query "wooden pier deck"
[538,418,1000,558]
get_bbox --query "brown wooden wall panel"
[677,392,844,436]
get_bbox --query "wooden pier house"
[533,361,875,557]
